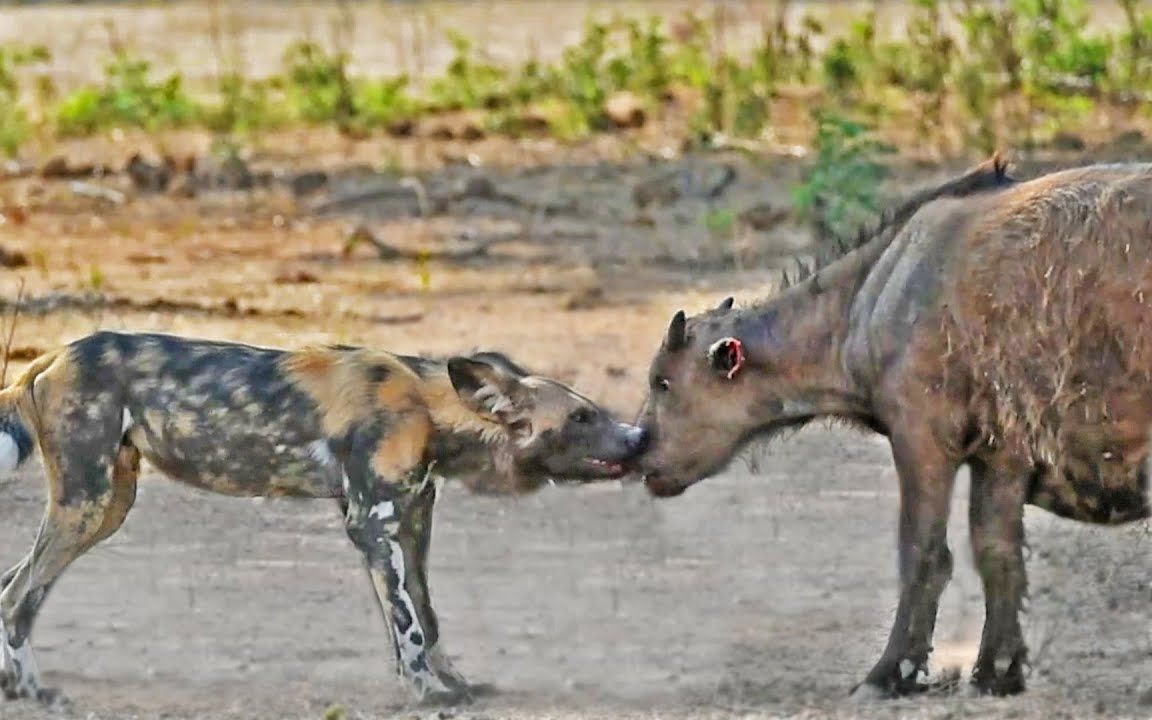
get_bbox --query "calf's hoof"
[850,658,929,702]
[971,661,1026,697]
[847,682,889,705]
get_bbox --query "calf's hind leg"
[0,440,140,704]
[967,459,1028,696]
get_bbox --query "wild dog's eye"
[569,408,595,424]
[653,377,671,393]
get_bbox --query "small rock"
[563,286,605,311]
[0,205,28,226]
[497,112,550,137]
[428,125,455,141]
[0,247,29,268]
[632,172,680,208]
[218,154,254,190]
[125,153,173,194]
[459,122,486,142]
[458,176,496,200]
[41,155,104,179]
[70,181,125,205]
[289,170,329,198]
[738,203,791,232]
[1050,131,1086,151]
[386,118,415,137]
[604,90,646,129]
[274,269,320,284]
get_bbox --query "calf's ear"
[707,337,745,380]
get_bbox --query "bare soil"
[0,4,1151,718]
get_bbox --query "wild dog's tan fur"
[280,346,421,438]
[280,346,507,480]
[419,373,508,446]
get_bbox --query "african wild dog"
[0,331,646,705]
[633,156,1152,699]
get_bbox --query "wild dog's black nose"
[623,424,650,454]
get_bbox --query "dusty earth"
[0,2,1151,715]
[0,131,1148,720]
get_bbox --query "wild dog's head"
[445,352,647,493]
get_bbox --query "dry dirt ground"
[0,132,1149,720]
[0,4,1150,719]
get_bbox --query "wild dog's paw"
[459,680,499,699]
[0,672,62,706]
[414,685,474,708]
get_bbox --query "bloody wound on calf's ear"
[708,337,745,379]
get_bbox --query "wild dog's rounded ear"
[447,356,524,421]
[707,337,745,380]
[716,296,734,311]
[665,310,687,351]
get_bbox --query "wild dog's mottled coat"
[0,331,645,705]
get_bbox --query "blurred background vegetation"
[0,0,1148,159]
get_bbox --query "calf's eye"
[569,408,594,424]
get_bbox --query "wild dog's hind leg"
[967,459,1028,696]
[0,421,140,704]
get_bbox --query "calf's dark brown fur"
[634,156,1152,699]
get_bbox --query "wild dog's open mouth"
[583,457,626,478]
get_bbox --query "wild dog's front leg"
[967,460,1028,696]
[396,480,478,694]
[344,470,469,703]
[853,430,958,700]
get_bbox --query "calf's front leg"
[853,429,958,700]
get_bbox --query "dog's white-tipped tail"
[0,431,20,473]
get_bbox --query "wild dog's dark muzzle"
[621,423,649,456]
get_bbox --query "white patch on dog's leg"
[384,535,451,697]
[308,439,336,467]
[0,434,19,473]
[364,499,450,697]
[368,500,396,522]
[0,619,42,700]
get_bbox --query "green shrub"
[56,53,197,135]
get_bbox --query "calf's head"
[635,296,828,498]
[447,352,647,491]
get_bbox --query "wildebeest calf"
[0,331,646,705]
[633,157,1152,699]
